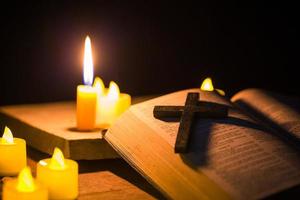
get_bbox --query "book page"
[106,89,300,199]
[231,89,300,145]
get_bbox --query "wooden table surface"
[0,95,165,200]
[1,146,165,200]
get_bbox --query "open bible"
[105,88,300,199]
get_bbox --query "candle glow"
[93,76,105,95]
[200,77,225,96]
[49,147,66,170]
[107,81,120,100]
[83,36,94,86]
[1,126,14,144]
[201,77,214,91]
[16,167,36,193]
[3,166,48,200]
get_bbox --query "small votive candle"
[200,77,225,96]
[3,167,48,200]
[200,77,214,91]
[0,126,26,176]
[37,147,78,200]
[94,78,131,128]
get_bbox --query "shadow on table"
[27,146,166,199]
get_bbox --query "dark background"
[0,1,299,105]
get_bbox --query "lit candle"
[93,77,131,128]
[200,77,225,96]
[2,167,48,200]
[37,147,78,200]
[0,126,26,176]
[200,77,214,91]
[76,36,97,130]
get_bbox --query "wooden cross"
[153,92,228,153]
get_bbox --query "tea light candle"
[0,126,26,176]
[200,77,225,96]
[93,77,131,128]
[2,167,48,200]
[37,147,78,200]
[76,36,97,131]
[200,77,214,91]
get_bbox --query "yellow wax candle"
[200,77,225,96]
[0,126,26,176]
[76,85,97,130]
[94,79,131,128]
[2,167,48,200]
[37,147,78,200]
[76,36,97,131]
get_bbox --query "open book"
[105,88,300,199]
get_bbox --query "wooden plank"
[78,172,155,200]
[0,96,156,160]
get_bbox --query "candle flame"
[49,147,66,170]
[93,77,105,95]
[16,167,36,192]
[107,81,120,100]
[83,36,94,86]
[200,77,214,91]
[1,126,14,144]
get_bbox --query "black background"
[1,1,299,105]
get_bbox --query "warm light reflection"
[16,167,36,192]
[107,81,120,100]
[49,147,66,170]
[1,126,14,144]
[39,160,47,166]
[83,36,94,86]
[93,77,105,96]
[200,77,214,91]
[216,89,226,96]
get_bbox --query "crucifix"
[153,92,228,153]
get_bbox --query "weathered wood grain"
[0,96,156,160]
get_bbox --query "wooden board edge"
[0,112,119,160]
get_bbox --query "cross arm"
[153,103,228,119]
